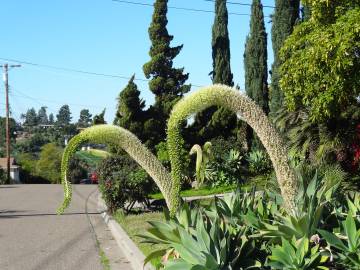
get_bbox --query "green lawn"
[114,210,166,269]
[149,184,240,200]
[87,149,111,158]
[75,149,110,168]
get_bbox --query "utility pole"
[1,63,21,184]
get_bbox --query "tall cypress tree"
[114,75,145,141]
[244,0,269,150]
[244,0,269,113]
[212,0,233,85]
[194,0,237,141]
[143,0,190,147]
[270,0,300,113]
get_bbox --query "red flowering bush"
[351,124,360,171]
[97,155,154,213]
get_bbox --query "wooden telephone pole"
[1,63,21,184]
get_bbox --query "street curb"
[97,195,154,270]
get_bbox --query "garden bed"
[149,183,239,200]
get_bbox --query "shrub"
[15,133,50,153]
[210,136,243,164]
[267,237,328,269]
[206,149,246,187]
[140,203,262,270]
[247,149,272,175]
[142,170,359,269]
[16,153,51,184]
[97,155,154,213]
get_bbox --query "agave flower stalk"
[189,142,212,188]
[167,84,298,215]
[57,125,172,214]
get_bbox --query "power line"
[0,57,204,88]
[203,0,275,8]
[0,57,148,82]
[9,91,58,116]
[112,0,251,16]
[10,87,104,111]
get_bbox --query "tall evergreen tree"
[92,109,106,125]
[244,0,269,150]
[143,0,190,148]
[77,109,92,128]
[114,75,145,140]
[194,0,237,141]
[56,105,72,126]
[22,108,38,127]
[48,113,54,125]
[270,0,300,113]
[244,0,269,113]
[37,106,48,125]
[211,0,233,86]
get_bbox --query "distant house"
[0,158,21,184]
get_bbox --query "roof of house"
[0,158,16,170]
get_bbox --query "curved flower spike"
[167,84,298,215]
[57,125,172,214]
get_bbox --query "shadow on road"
[0,211,102,219]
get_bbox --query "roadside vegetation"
[1,0,359,269]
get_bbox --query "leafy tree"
[36,143,63,183]
[37,106,48,125]
[193,0,237,141]
[16,153,49,184]
[280,2,360,122]
[77,109,92,128]
[143,0,190,147]
[114,75,145,140]
[270,0,300,113]
[21,108,38,127]
[302,0,359,24]
[56,105,72,126]
[92,109,107,125]
[15,133,50,153]
[244,0,269,150]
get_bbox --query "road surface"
[0,184,131,270]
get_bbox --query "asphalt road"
[0,184,110,270]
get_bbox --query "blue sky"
[0,0,275,123]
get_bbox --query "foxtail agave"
[58,84,298,216]
[57,125,172,214]
[167,84,298,214]
[189,142,212,188]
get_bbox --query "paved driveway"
[0,185,108,270]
